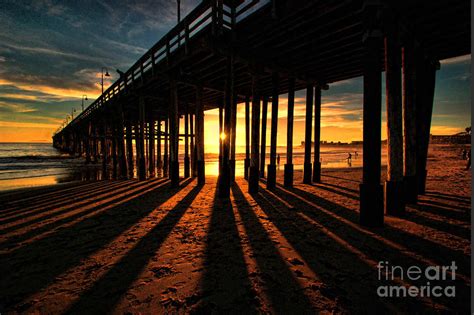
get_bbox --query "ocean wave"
[0,155,74,162]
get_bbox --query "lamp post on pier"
[100,67,110,94]
[81,95,88,112]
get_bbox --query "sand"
[0,144,470,314]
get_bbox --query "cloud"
[440,54,470,65]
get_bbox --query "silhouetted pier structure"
[52,0,469,227]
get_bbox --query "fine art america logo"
[377,261,457,297]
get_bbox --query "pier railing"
[56,0,269,135]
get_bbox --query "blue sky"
[0,0,470,143]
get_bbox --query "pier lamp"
[81,95,88,112]
[100,67,110,94]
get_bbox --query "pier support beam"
[164,117,169,177]
[303,84,313,184]
[219,57,232,198]
[126,120,134,179]
[284,78,295,187]
[402,41,418,203]
[244,96,250,180]
[111,124,118,179]
[260,96,268,178]
[184,111,190,178]
[169,80,180,187]
[230,92,237,182]
[249,74,260,194]
[148,113,155,177]
[85,123,92,164]
[138,97,147,180]
[416,57,437,195]
[196,86,205,184]
[117,107,127,179]
[157,117,162,174]
[360,19,384,227]
[219,101,223,171]
[101,122,108,179]
[267,73,279,190]
[190,114,196,177]
[313,85,322,183]
[384,18,405,216]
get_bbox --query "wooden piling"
[267,73,279,190]
[157,118,162,173]
[184,111,190,178]
[169,80,180,187]
[244,95,250,180]
[148,114,155,177]
[402,41,418,203]
[313,85,322,183]
[284,78,295,187]
[303,84,313,184]
[219,56,232,198]
[360,12,384,227]
[164,117,169,177]
[249,74,260,194]
[126,120,134,179]
[259,96,268,178]
[384,16,405,216]
[196,85,205,184]
[138,97,147,180]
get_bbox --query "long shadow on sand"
[1,178,170,248]
[0,179,157,230]
[192,184,258,313]
[66,182,203,313]
[232,184,315,313]
[0,178,192,312]
[257,182,470,313]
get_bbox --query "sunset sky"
[0,0,470,150]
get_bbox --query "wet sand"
[0,144,470,313]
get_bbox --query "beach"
[0,143,470,313]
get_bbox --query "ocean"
[0,142,386,192]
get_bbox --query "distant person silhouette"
[462,149,467,160]
[354,151,358,158]
[347,152,352,166]
[277,154,280,166]
[466,150,471,170]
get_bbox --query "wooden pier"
[52,0,470,227]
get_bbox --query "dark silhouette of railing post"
[267,72,279,190]
[303,84,313,184]
[284,78,295,187]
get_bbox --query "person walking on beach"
[354,151,358,158]
[277,154,280,168]
[462,149,467,160]
[347,152,352,166]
